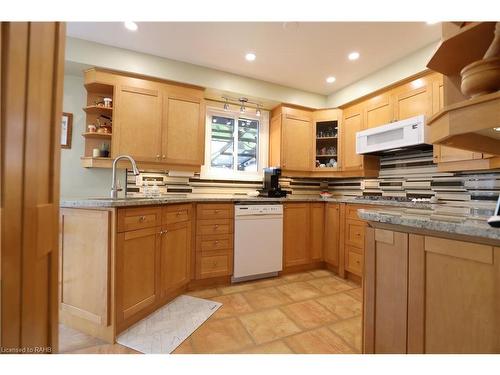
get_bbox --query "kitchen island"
[358,206,500,354]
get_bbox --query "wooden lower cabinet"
[364,227,500,354]
[310,203,325,262]
[160,221,191,295]
[195,203,234,279]
[283,203,311,268]
[324,203,341,267]
[116,227,161,326]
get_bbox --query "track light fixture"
[221,96,263,116]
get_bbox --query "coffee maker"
[259,167,288,197]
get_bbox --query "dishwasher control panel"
[235,204,283,216]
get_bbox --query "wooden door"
[364,228,409,354]
[309,203,324,262]
[323,203,340,267]
[160,221,191,295]
[282,114,312,171]
[162,94,205,165]
[116,227,160,324]
[364,92,394,128]
[341,105,363,170]
[1,22,65,353]
[407,236,500,353]
[283,203,310,267]
[113,84,162,162]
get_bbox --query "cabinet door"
[408,237,500,354]
[341,106,363,170]
[393,77,432,121]
[283,203,310,267]
[365,92,394,128]
[113,85,162,162]
[324,203,340,266]
[162,94,205,165]
[116,227,160,323]
[364,228,409,354]
[282,114,312,171]
[310,203,324,262]
[160,221,191,295]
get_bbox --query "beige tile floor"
[59,270,362,354]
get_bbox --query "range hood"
[356,115,430,155]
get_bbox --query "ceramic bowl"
[461,57,500,97]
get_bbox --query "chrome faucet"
[111,155,140,199]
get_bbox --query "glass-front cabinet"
[314,119,339,171]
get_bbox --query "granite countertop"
[358,207,500,241]
[59,195,437,209]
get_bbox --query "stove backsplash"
[126,150,500,206]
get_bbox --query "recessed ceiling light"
[426,21,439,25]
[245,52,256,61]
[326,76,336,84]
[124,21,138,31]
[348,52,360,61]
[493,127,500,132]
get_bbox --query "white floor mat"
[116,295,222,354]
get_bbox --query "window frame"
[201,103,269,181]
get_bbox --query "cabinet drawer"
[197,252,233,279]
[163,204,192,225]
[346,219,366,248]
[196,219,233,235]
[117,206,161,232]
[346,250,363,276]
[196,234,233,253]
[196,203,233,220]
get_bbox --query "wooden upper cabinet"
[113,84,162,162]
[431,74,483,164]
[341,104,364,170]
[324,203,340,267]
[282,113,313,171]
[269,106,313,172]
[283,203,310,267]
[393,76,433,121]
[162,93,205,166]
[365,92,394,128]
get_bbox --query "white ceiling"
[67,22,440,95]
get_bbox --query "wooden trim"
[60,303,102,325]
[122,295,156,320]
[363,227,376,354]
[424,236,493,264]
[407,234,425,354]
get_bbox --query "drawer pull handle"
[215,241,219,245]
[159,229,167,235]
[139,216,146,222]
[214,225,219,229]
[214,210,220,214]
[355,233,361,236]
[177,212,182,216]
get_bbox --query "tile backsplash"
[126,149,500,206]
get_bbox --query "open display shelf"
[81,76,114,167]
[426,22,500,156]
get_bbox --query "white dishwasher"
[233,204,283,283]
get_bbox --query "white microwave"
[356,114,428,155]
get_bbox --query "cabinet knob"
[215,240,219,245]
[139,216,146,222]
[156,154,160,159]
[162,155,166,159]
[214,224,219,229]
